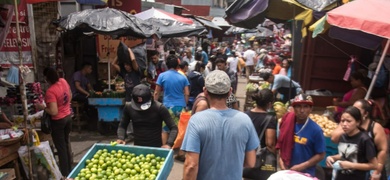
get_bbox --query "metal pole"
[365,39,390,100]
[14,0,33,179]
[107,38,111,91]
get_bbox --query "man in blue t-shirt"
[261,73,302,103]
[154,54,190,143]
[181,70,259,180]
[277,94,326,177]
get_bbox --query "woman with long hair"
[333,70,368,122]
[331,99,387,180]
[243,89,277,179]
[35,67,73,176]
[327,106,377,180]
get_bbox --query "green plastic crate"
[68,143,174,180]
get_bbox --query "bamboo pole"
[13,0,33,179]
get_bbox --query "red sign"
[0,0,32,67]
[107,0,141,14]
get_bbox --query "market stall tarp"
[58,7,159,38]
[296,0,337,12]
[325,0,390,99]
[187,16,222,30]
[225,0,268,29]
[143,18,205,38]
[135,7,193,25]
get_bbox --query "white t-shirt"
[227,57,238,73]
[243,49,256,66]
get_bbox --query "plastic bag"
[268,170,318,180]
[172,111,191,149]
[18,140,62,180]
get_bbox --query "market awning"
[212,17,231,27]
[195,17,222,30]
[135,7,193,25]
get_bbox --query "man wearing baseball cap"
[276,93,326,178]
[181,70,259,179]
[116,84,178,148]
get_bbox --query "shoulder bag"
[41,111,52,134]
[243,114,277,180]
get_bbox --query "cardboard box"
[0,168,16,180]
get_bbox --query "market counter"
[88,98,125,134]
[0,139,22,179]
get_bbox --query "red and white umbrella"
[135,7,193,25]
[326,0,390,99]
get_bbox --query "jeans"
[51,115,72,176]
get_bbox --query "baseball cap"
[131,84,152,110]
[291,93,314,106]
[205,70,231,94]
[197,47,202,51]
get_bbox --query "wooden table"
[0,152,21,180]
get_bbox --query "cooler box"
[68,143,174,180]
[88,98,125,122]
[319,136,338,167]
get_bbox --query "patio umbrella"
[135,7,193,25]
[143,18,206,38]
[58,7,159,38]
[326,0,390,99]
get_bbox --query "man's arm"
[244,149,256,168]
[128,48,139,71]
[111,56,121,72]
[117,105,131,144]
[75,81,90,96]
[154,85,162,101]
[184,86,190,105]
[183,152,199,180]
[373,123,388,177]
[290,152,325,172]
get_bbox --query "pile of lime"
[73,149,165,180]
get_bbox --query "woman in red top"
[35,67,72,176]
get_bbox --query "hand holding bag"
[243,114,277,180]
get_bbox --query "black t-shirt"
[119,101,178,147]
[335,131,376,180]
[245,111,277,148]
[120,69,141,101]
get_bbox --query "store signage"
[0,0,32,67]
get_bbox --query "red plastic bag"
[173,111,191,149]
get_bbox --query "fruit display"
[273,101,288,119]
[73,149,165,180]
[90,91,125,98]
[245,82,259,92]
[309,114,338,137]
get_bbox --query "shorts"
[162,106,183,133]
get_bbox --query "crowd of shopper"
[35,37,388,180]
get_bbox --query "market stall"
[88,90,126,134]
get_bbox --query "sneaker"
[175,154,186,162]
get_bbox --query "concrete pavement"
[69,76,249,179]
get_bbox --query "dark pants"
[278,87,297,104]
[51,115,72,176]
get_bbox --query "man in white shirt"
[227,52,238,93]
[182,49,194,64]
[243,46,256,81]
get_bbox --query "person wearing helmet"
[276,94,326,178]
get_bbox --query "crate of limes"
[68,143,174,180]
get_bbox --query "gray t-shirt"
[181,109,259,180]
